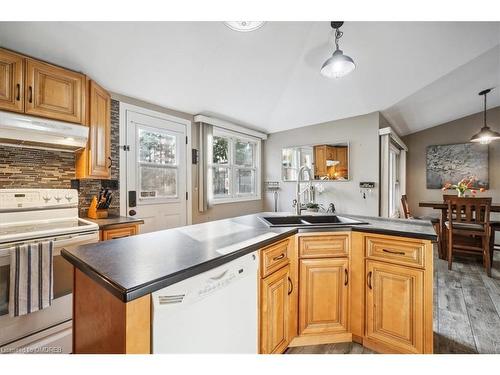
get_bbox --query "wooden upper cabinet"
[88,80,111,178]
[336,147,348,169]
[314,146,326,177]
[0,48,24,113]
[25,58,85,124]
[76,80,111,179]
[299,258,349,336]
[365,260,424,353]
[260,265,291,354]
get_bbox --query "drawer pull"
[111,234,131,239]
[367,271,372,289]
[382,249,406,256]
[287,276,293,295]
[344,268,348,286]
[272,253,285,261]
[16,84,20,101]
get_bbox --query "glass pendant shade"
[321,49,356,79]
[470,126,500,144]
[470,88,499,144]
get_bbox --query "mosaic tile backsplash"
[0,99,121,217]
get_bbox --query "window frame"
[136,124,180,202]
[210,127,261,205]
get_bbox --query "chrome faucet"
[295,165,312,215]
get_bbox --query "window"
[210,128,261,203]
[388,143,401,218]
[137,127,178,200]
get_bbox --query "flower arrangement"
[442,176,486,197]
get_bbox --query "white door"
[125,110,188,233]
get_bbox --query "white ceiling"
[0,21,498,135]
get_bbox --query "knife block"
[88,196,108,219]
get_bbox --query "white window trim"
[210,127,262,205]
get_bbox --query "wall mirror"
[282,143,349,181]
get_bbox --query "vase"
[457,190,464,197]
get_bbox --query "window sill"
[212,196,262,205]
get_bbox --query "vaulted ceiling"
[0,21,498,135]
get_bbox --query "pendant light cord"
[483,91,487,127]
[335,28,343,50]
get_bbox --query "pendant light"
[321,21,356,79]
[470,88,500,144]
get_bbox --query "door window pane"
[139,128,176,165]
[140,165,177,198]
[213,136,229,164]
[235,141,255,167]
[213,167,230,196]
[236,169,255,195]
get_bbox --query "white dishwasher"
[152,251,259,353]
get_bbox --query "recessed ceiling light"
[224,21,266,32]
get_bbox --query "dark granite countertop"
[85,215,144,230]
[62,212,437,302]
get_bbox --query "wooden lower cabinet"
[100,224,139,241]
[299,258,349,336]
[260,265,291,354]
[364,260,425,354]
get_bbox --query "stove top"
[0,218,99,244]
[0,188,99,244]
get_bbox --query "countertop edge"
[64,215,437,303]
[62,228,298,302]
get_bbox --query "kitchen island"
[62,212,437,354]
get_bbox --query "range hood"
[0,110,89,152]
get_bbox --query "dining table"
[419,201,500,260]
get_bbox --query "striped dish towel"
[8,241,54,317]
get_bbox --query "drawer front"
[365,235,425,268]
[299,234,349,258]
[261,238,290,278]
[101,226,138,241]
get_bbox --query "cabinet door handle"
[287,276,293,295]
[367,271,372,289]
[272,253,285,261]
[344,268,348,286]
[110,234,130,240]
[28,86,33,103]
[107,156,113,169]
[382,249,405,256]
[16,84,20,101]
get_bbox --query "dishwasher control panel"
[153,251,258,307]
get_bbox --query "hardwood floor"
[286,249,500,354]
[286,342,376,354]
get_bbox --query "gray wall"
[263,112,381,216]
[403,106,500,220]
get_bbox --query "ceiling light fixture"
[470,88,500,144]
[224,21,266,32]
[321,21,356,79]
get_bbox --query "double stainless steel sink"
[259,215,367,227]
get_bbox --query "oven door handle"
[51,232,99,250]
[0,231,99,265]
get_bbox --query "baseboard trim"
[288,332,352,347]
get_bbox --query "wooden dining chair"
[444,196,492,276]
[401,194,442,256]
